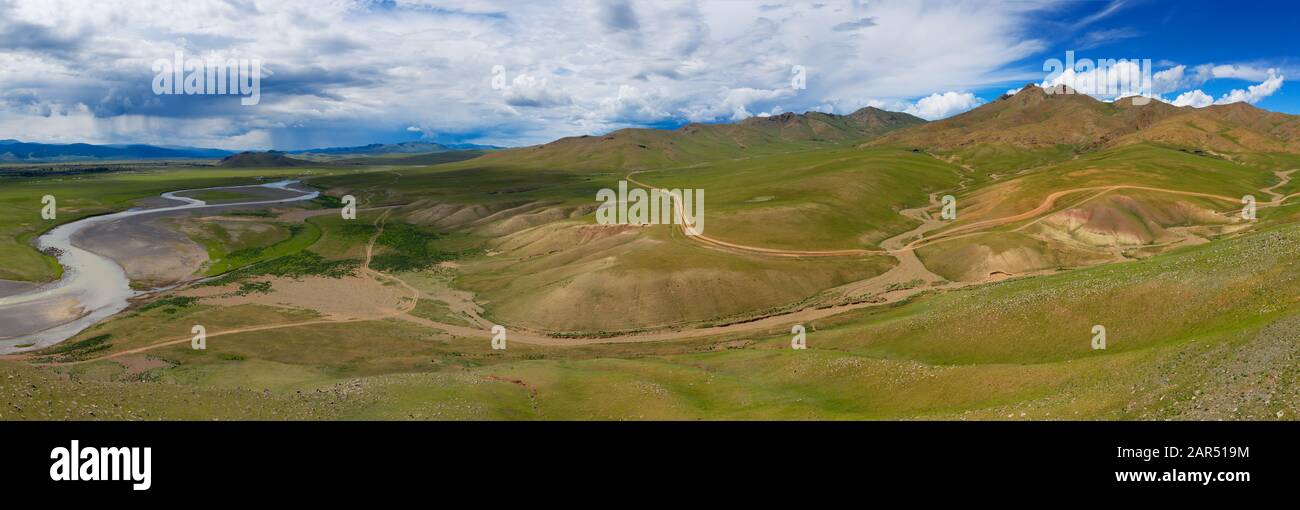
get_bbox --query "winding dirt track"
[626,173,1251,257]
[13,168,1295,364]
[32,209,420,367]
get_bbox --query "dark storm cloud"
[257,65,379,100]
[309,35,368,55]
[0,16,85,58]
[599,0,641,32]
[832,17,877,31]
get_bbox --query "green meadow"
[5,124,1300,420]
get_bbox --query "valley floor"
[3,144,1300,420]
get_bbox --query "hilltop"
[0,139,232,162]
[217,151,313,167]
[288,141,501,159]
[476,106,926,171]
[872,84,1300,171]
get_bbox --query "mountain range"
[0,139,500,163]
[6,87,1299,167]
[0,140,233,162]
[477,106,927,171]
[874,84,1300,161]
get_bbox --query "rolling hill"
[0,139,233,162]
[476,106,926,171]
[872,84,1300,172]
[217,151,314,167]
[287,141,501,159]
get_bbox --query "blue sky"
[0,0,1296,150]
[996,0,1300,112]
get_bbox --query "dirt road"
[14,170,1293,363]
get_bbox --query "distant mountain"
[217,151,313,167]
[288,141,502,159]
[0,140,233,162]
[874,84,1300,155]
[441,142,504,150]
[0,139,501,164]
[479,106,926,171]
[289,141,452,156]
[330,150,487,166]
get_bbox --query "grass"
[37,333,113,360]
[6,133,1300,420]
[137,296,199,313]
[203,251,359,286]
[634,146,964,250]
[201,222,322,276]
[9,209,1300,420]
[235,281,274,295]
[0,164,342,282]
[370,221,458,272]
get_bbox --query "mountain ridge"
[476,106,927,171]
[873,84,1300,155]
[0,141,233,162]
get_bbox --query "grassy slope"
[0,166,344,282]
[7,111,1300,420]
[302,145,942,331]
[637,146,963,249]
[11,219,1300,420]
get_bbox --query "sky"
[0,0,1297,150]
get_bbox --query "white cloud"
[1214,70,1284,105]
[718,87,795,121]
[1169,70,1285,108]
[1042,57,1289,110]
[1210,64,1274,81]
[0,0,1060,148]
[1041,59,1149,99]
[592,84,670,124]
[502,74,572,108]
[903,91,984,120]
[1075,27,1141,50]
[1171,89,1213,108]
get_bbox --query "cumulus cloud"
[0,0,1060,148]
[502,74,572,107]
[1214,70,1285,105]
[718,87,795,121]
[1170,70,1285,108]
[593,85,670,123]
[1042,59,1150,99]
[903,91,984,120]
[1171,89,1213,108]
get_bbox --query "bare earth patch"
[182,275,408,320]
[114,354,172,375]
[72,216,207,288]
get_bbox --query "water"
[0,180,319,354]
